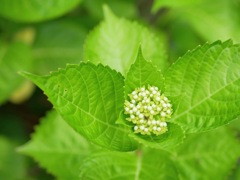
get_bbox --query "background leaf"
[79,149,179,180]
[173,127,240,179]
[165,40,240,133]
[0,41,32,104]
[84,6,168,76]
[19,110,96,180]
[32,19,87,75]
[83,0,137,19]
[0,136,28,179]
[21,63,138,151]
[0,0,82,22]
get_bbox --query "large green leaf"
[84,6,168,76]
[33,20,87,75]
[19,110,95,180]
[0,41,32,104]
[21,63,138,151]
[0,0,82,22]
[165,40,240,133]
[0,136,28,179]
[174,127,240,179]
[79,149,179,180]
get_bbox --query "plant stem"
[135,148,143,180]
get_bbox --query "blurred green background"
[0,0,240,179]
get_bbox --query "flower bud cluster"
[124,85,173,136]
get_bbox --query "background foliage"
[0,0,240,179]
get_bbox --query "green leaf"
[79,149,179,180]
[0,0,82,22]
[174,127,240,179]
[165,40,240,133]
[0,41,32,104]
[19,110,96,180]
[0,136,28,179]
[84,6,168,76]
[33,20,87,75]
[21,63,138,151]
[124,47,165,98]
[154,0,240,43]
[129,122,184,151]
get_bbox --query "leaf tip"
[102,4,115,20]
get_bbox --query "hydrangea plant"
[18,7,240,180]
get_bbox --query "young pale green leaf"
[84,6,168,76]
[0,0,82,22]
[174,127,240,179]
[21,63,138,151]
[79,149,179,180]
[124,47,165,98]
[0,41,32,105]
[165,40,240,133]
[18,110,96,180]
[0,136,28,179]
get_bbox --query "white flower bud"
[133,95,138,99]
[157,127,161,131]
[139,114,144,118]
[147,106,152,110]
[134,126,138,131]
[140,119,144,124]
[161,112,166,117]
[140,125,145,130]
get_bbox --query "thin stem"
[135,148,143,180]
